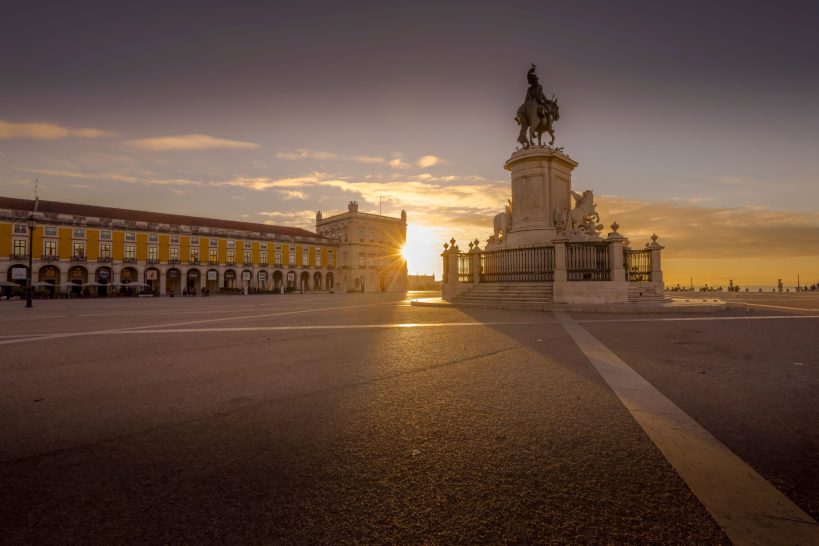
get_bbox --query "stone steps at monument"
[454,282,554,305]
[627,284,669,303]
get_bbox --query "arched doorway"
[7,265,28,287]
[147,267,162,295]
[224,269,236,289]
[326,272,334,290]
[273,270,283,293]
[38,265,60,298]
[257,270,268,292]
[165,268,181,295]
[241,270,253,293]
[68,266,88,296]
[300,271,310,292]
[206,269,219,293]
[120,266,139,296]
[286,270,296,292]
[95,266,112,297]
[313,271,322,290]
[4,265,27,299]
[187,269,201,294]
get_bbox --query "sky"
[1,0,818,287]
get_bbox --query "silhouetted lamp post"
[25,215,36,308]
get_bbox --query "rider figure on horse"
[516,64,559,147]
[526,64,549,121]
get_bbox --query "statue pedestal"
[503,146,578,248]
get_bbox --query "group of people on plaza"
[174,287,211,297]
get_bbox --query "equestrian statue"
[515,64,559,148]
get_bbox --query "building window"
[125,231,136,242]
[191,236,199,246]
[45,240,58,257]
[170,247,179,261]
[316,251,322,267]
[302,246,309,266]
[13,224,27,235]
[125,245,136,259]
[100,230,111,240]
[209,238,218,247]
[226,250,235,263]
[244,250,252,264]
[227,240,235,248]
[260,251,267,264]
[359,229,365,242]
[73,242,85,258]
[368,253,375,267]
[148,234,158,243]
[45,226,58,237]
[209,249,217,263]
[369,230,374,242]
[359,253,365,268]
[73,228,86,238]
[170,235,179,244]
[274,251,282,266]
[275,243,282,251]
[13,239,27,257]
[148,246,158,261]
[99,243,111,259]
[289,250,295,265]
[191,248,200,262]
[260,243,267,251]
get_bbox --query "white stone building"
[315,201,407,293]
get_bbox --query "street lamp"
[25,215,36,308]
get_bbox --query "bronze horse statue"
[516,95,559,148]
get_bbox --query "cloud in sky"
[26,168,203,187]
[276,148,384,165]
[258,210,317,227]
[124,134,260,151]
[276,148,444,170]
[595,197,819,259]
[416,155,444,168]
[212,172,507,213]
[274,189,307,200]
[0,120,114,140]
[388,158,411,169]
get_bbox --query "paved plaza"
[1,293,818,544]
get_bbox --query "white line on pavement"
[107,322,538,334]
[554,311,819,545]
[578,314,819,323]
[732,302,819,312]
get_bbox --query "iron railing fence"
[479,246,555,282]
[457,253,474,283]
[567,242,611,281]
[625,248,652,282]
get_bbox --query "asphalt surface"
[1,292,817,544]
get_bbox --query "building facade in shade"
[315,201,407,292]
[0,197,337,296]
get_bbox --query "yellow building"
[0,197,337,296]
[315,201,407,292]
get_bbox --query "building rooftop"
[0,196,326,240]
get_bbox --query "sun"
[402,224,445,276]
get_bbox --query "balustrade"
[566,242,611,281]
[479,246,554,282]
[457,253,473,283]
[624,248,652,282]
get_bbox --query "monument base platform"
[411,296,725,314]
